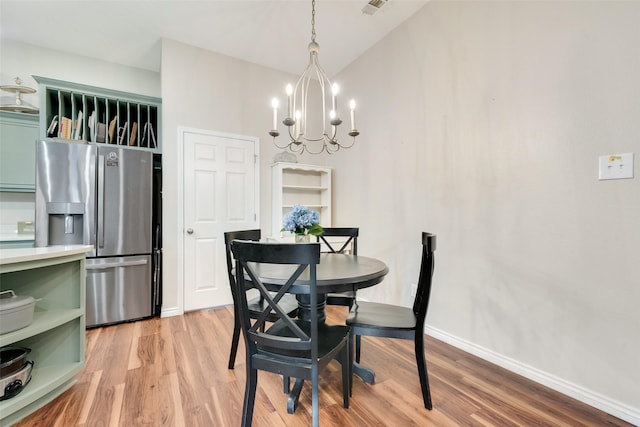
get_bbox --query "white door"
[182,128,258,311]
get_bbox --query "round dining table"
[248,252,389,323]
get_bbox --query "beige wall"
[328,0,640,420]
[2,1,639,422]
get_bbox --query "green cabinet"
[0,111,38,192]
[0,245,90,426]
[0,240,34,249]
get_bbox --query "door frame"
[176,126,260,315]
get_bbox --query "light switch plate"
[598,152,634,180]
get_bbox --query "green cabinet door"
[0,111,39,191]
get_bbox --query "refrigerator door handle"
[153,249,161,308]
[86,259,149,270]
[97,154,105,248]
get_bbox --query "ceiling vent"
[362,0,387,15]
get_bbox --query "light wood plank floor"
[13,306,631,426]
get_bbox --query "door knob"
[186,228,194,234]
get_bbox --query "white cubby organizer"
[271,162,332,240]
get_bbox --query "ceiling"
[1,0,428,77]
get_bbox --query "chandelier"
[269,0,359,155]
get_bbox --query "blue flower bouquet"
[282,204,324,237]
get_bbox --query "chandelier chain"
[311,0,316,43]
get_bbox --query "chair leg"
[241,367,258,427]
[355,335,362,363]
[312,369,320,427]
[349,331,354,397]
[414,332,433,410]
[228,317,241,369]
[341,345,350,408]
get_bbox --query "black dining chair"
[346,232,436,410]
[224,229,299,370]
[232,240,350,427]
[316,227,359,308]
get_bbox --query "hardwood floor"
[13,306,631,426]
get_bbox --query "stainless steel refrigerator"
[35,138,154,327]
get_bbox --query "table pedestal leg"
[285,294,328,414]
[353,362,375,384]
[295,294,327,323]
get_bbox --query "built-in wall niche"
[34,76,161,153]
[0,192,35,227]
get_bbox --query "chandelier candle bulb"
[332,83,339,115]
[295,110,302,138]
[330,110,336,137]
[286,84,293,119]
[271,98,279,130]
[350,99,356,131]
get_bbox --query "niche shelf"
[34,76,161,153]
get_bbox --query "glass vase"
[295,234,311,243]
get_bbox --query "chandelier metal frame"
[269,0,359,155]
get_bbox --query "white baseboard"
[425,326,640,426]
[161,307,182,318]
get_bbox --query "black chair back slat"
[317,227,359,255]
[233,242,320,352]
[237,240,320,264]
[317,227,359,308]
[224,229,261,291]
[243,262,310,346]
[413,232,436,318]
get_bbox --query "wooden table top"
[247,253,389,294]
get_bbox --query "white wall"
[159,39,327,315]
[329,1,639,423]
[0,40,160,99]
[161,40,324,314]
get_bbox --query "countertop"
[0,245,93,265]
